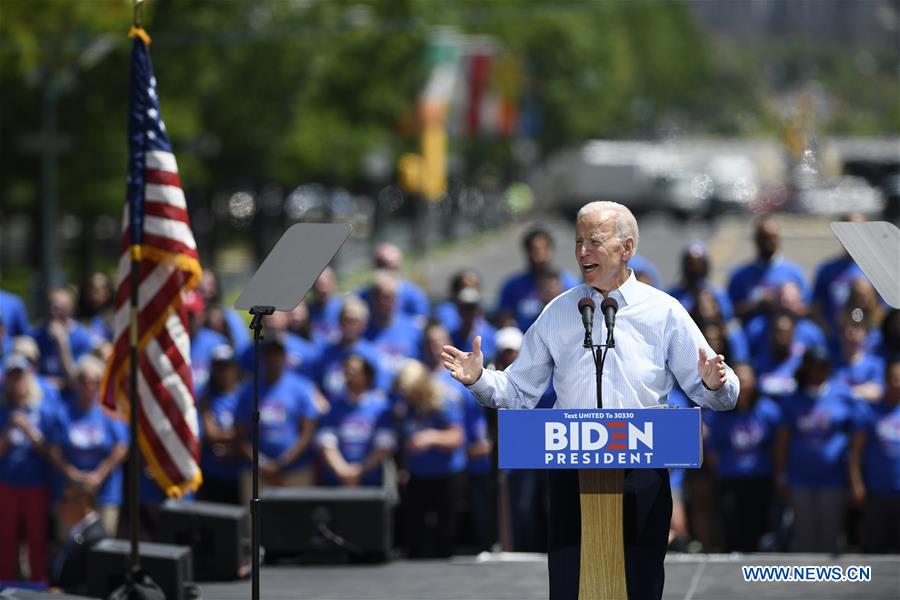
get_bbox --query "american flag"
[100,27,203,497]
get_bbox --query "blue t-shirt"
[434,370,489,475]
[359,279,430,323]
[0,289,31,342]
[234,371,321,470]
[706,397,781,478]
[727,257,809,322]
[400,399,466,479]
[725,324,750,364]
[668,281,735,322]
[222,307,251,349]
[33,321,97,380]
[51,401,129,504]
[858,401,900,494]
[0,401,58,488]
[753,341,805,398]
[198,385,242,483]
[833,353,885,392]
[309,296,344,345]
[779,382,865,488]
[316,390,394,486]
[451,318,497,364]
[496,269,580,332]
[462,391,490,475]
[811,256,864,333]
[83,314,113,347]
[433,301,461,333]
[191,328,229,391]
[628,254,662,289]
[238,331,321,380]
[364,315,423,377]
[744,315,826,356]
[314,339,389,402]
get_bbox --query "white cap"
[495,327,524,353]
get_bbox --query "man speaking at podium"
[442,201,739,599]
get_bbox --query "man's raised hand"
[441,335,484,386]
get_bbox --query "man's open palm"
[441,336,484,386]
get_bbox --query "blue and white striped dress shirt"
[469,272,739,411]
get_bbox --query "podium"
[499,407,702,599]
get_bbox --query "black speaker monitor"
[86,539,192,600]
[260,486,392,561]
[156,499,249,581]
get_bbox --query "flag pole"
[128,0,144,577]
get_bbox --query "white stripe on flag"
[146,150,178,172]
[145,183,187,210]
[144,216,197,250]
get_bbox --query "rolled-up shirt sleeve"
[666,302,739,411]
[468,323,555,410]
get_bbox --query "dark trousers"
[404,473,463,558]
[718,476,772,552]
[547,469,671,600]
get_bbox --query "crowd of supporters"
[1,214,899,589]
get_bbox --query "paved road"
[406,212,846,309]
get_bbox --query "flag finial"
[133,0,144,28]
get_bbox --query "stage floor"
[199,553,900,599]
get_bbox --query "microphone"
[601,297,618,348]
[578,297,595,349]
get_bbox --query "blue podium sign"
[498,407,702,469]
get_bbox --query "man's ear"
[622,237,635,261]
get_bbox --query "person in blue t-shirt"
[33,287,99,391]
[628,254,662,289]
[423,322,495,552]
[308,266,345,345]
[705,363,781,552]
[394,359,465,558]
[364,272,424,378]
[774,347,866,553]
[449,287,497,365]
[754,310,806,399]
[316,354,395,487]
[743,281,826,355]
[234,336,322,505]
[834,313,885,403]
[0,288,30,346]
[358,243,430,325]
[433,269,482,335]
[849,357,900,553]
[197,345,243,505]
[727,216,808,325]
[0,354,58,582]
[495,227,579,331]
[811,244,867,340]
[48,355,128,539]
[669,241,735,322]
[315,296,389,402]
[76,272,115,350]
[238,311,321,381]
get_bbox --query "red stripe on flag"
[606,422,626,428]
[145,168,182,188]
[145,201,190,224]
[611,433,626,440]
[142,233,197,258]
[606,444,626,450]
